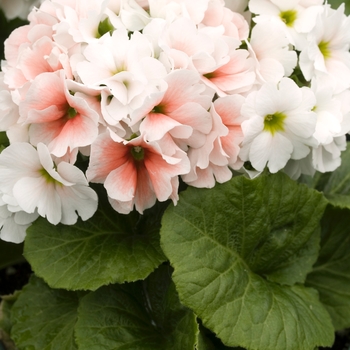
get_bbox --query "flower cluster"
[1,0,350,243]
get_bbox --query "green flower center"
[131,146,145,161]
[279,10,297,27]
[67,107,78,119]
[39,168,60,185]
[203,71,216,80]
[318,41,331,59]
[263,112,287,135]
[152,104,165,114]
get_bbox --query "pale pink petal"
[168,102,213,134]
[134,163,157,213]
[105,160,137,202]
[140,112,192,142]
[108,196,135,215]
[87,132,130,183]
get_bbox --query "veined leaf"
[24,193,166,291]
[160,172,333,350]
[10,276,79,350]
[75,265,198,350]
[306,205,350,330]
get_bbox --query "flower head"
[0,142,98,225]
[86,130,190,214]
[240,78,317,173]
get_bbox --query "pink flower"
[202,48,256,96]
[182,95,245,188]
[212,95,245,170]
[18,71,99,158]
[86,130,190,214]
[2,10,69,90]
[131,69,213,152]
[202,1,249,40]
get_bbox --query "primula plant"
[0,0,350,349]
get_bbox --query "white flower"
[0,72,20,131]
[299,4,350,93]
[249,0,323,48]
[311,79,342,145]
[76,27,166,125]
[248,21,297,84]
[312,135,346,173]
[240,78,317,173]
[0,197,38,243]
[283,154,315,180]
[119,0,151,31]
[0,142,98,225]
[311,84,350,172]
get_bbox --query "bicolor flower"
[86,130,190,214]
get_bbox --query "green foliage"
[8,267,198,350]
[328,0,350,15]
[306,205,350,330]
[3,170,350,349]
[10,276,79,350]
[75,265,198,350]
[0,292,19,350]
[24,197,167,290]
[160,172,333,350]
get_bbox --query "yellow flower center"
[318,41,331,59]
[279,10,297,27]
[263,112,287,135]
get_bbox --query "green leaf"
[0,240,25,270]
[75,265,198,350]
[0,132,9,149]
[24,194,167,290]
[306,205,350,330]
[0,292,20,350]
[10,276,79,350]
[328,0,350,15]
[160,172,333,350]
[0,292,19,334]
[314,144,350,208]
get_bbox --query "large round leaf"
[306,205,350,330]
[161,172,333,350]
[75,265,198,350]
[10,276,79,350]
[24,195,167,291]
